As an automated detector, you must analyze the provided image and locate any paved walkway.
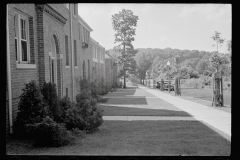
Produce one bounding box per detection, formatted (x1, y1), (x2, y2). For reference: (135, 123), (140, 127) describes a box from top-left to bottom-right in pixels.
(138, 85), (231, 138)
(103, 116), (196, 121)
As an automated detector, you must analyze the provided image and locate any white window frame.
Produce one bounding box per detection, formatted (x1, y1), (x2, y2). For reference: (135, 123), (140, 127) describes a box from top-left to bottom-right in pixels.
(81, 26), (84, 43)
(14, 11), (34, 69)
(73, 4), (77, 17)
(78, 22), (81, 41)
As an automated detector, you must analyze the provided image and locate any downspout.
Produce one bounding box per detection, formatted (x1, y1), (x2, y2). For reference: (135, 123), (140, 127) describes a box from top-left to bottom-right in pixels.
(70, 4), (74, 101)
(7, 4), (13, 134)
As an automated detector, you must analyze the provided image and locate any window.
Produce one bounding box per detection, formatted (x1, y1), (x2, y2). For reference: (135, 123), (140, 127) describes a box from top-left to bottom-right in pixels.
(66, 88), (68, 97)
(95, 47), (97, 58)
(74, 40), (77, 66)
(81, 26), (84, 43)
(73, 4), (77, 16)
(14, 13), (30, 63)
(65, 35), (69, 66)
(83, 27), (86, 43)
(14, 14), (18, 60)
(83, 60), (86, 79)
(78, 22), (81, 40)
(92, 46), (94, 56)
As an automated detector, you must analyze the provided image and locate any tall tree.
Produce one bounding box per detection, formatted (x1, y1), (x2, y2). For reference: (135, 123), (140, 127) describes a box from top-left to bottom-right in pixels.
(211, 31), (225, 53)
(112, 9), (139, 88)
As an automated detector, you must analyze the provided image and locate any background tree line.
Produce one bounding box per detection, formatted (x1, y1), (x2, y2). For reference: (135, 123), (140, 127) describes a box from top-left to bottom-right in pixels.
(107, 46), (231, 82)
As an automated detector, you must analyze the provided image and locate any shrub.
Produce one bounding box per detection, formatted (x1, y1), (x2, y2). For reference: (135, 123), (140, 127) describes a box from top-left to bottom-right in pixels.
(63, 105), (84, 130)
(118, 81), (123, 88)
(41, 82), (62, 122)
(30, 117), (74, 147)
(70, 128), (86, 138)
(13, 80), (49, 138)
(202, 76), (212, 86)
(65, 90), (104, 131)
(59, 96), (76, 121)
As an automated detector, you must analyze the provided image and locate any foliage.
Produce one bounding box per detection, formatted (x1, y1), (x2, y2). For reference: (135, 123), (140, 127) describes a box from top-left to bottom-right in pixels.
(75, 76), (108, 102)
(209, 53), (230, 73)
(13, 80), (49, 138)
(76, 90), (103, 131)
(108, 47), (229, 80)
(29, 117), (74, 147)
(41, 82), (62, 122)
(64, 90), (104, 131)
(135, 52), (154, 81)
(112, 9), (139, 88)
(201, 76), (212, 86)
(59, 96), (76, 121)
(195, 59), (209, 74)
(70, 128), (86, 138)
(211, 31), (225, 53)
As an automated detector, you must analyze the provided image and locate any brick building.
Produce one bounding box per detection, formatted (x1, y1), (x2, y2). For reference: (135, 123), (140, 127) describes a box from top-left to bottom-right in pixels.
(6, 4), (106, 135)
(105, 52), (119, 87)
(90, 37), (105, 82)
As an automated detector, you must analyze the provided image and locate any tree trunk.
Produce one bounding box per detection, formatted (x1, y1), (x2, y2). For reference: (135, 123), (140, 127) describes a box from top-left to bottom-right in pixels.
(123, 69), (126, 88)
(221, 74), (224, 106)
(123, 43), (126, 89)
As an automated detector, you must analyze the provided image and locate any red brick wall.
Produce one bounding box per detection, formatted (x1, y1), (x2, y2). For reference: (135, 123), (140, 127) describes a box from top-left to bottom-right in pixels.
(7, 4), (39, 135)
(6, 4), (105, 136)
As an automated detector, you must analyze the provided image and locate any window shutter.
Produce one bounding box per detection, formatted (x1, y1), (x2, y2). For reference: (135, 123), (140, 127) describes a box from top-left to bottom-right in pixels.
(65, 35), (69, 66)
(29, 17), (35, 64)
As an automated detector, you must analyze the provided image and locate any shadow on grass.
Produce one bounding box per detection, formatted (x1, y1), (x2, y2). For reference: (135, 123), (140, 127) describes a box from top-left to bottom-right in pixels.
(106, 97), (148, 105)
(99, 105), (192, 117)
(112, 86), (138, 95)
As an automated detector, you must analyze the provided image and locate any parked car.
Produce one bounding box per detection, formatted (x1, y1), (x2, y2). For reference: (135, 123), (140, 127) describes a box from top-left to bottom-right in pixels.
(164, 82), (174, 91)
(156, 80), (174, 91)
(156, 81), (161, 89)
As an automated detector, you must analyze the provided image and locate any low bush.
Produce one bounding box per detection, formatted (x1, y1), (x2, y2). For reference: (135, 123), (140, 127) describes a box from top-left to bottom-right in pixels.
(59, 96), (76, 121)
(73, 90), (104, 131)
(29, 117), (74, 147)
(76, 77), (108, 102)
(118, 81), (123, 88)
(41, 82), (62, 122)
(13, 80), (49, 138)
(70, 128), (86, 138)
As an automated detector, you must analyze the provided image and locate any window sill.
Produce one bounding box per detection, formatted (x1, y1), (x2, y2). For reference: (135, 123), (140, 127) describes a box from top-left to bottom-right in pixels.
(65, 66), (70, 68)
(93, 58), (98, 62)
(16, 63), (36, 69)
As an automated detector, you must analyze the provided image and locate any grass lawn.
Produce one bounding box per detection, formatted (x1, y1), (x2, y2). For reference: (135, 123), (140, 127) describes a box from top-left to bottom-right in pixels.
(6, 121), (230, 156)
(180, 88), (231, 107)
(99, 105), (192, 117)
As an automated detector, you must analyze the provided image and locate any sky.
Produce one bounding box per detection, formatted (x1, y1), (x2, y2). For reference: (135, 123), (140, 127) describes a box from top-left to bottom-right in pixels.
(78, 3), (231, 53)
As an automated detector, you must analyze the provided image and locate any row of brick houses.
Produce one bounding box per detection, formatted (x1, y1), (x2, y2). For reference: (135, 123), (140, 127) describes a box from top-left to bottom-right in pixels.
(105, 52), (120, 87)
(6, 4), (117, 135)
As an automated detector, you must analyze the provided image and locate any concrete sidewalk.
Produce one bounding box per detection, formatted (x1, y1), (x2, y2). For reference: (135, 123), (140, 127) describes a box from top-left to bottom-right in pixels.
(138, 85), (231, 139)
(103, 116), (196, 121)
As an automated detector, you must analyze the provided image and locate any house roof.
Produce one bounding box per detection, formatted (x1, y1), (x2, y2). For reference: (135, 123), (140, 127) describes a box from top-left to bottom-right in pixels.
(105, 52), (117, 61)
(90, 37), (105, 50)
(78, 15), (93, 32)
